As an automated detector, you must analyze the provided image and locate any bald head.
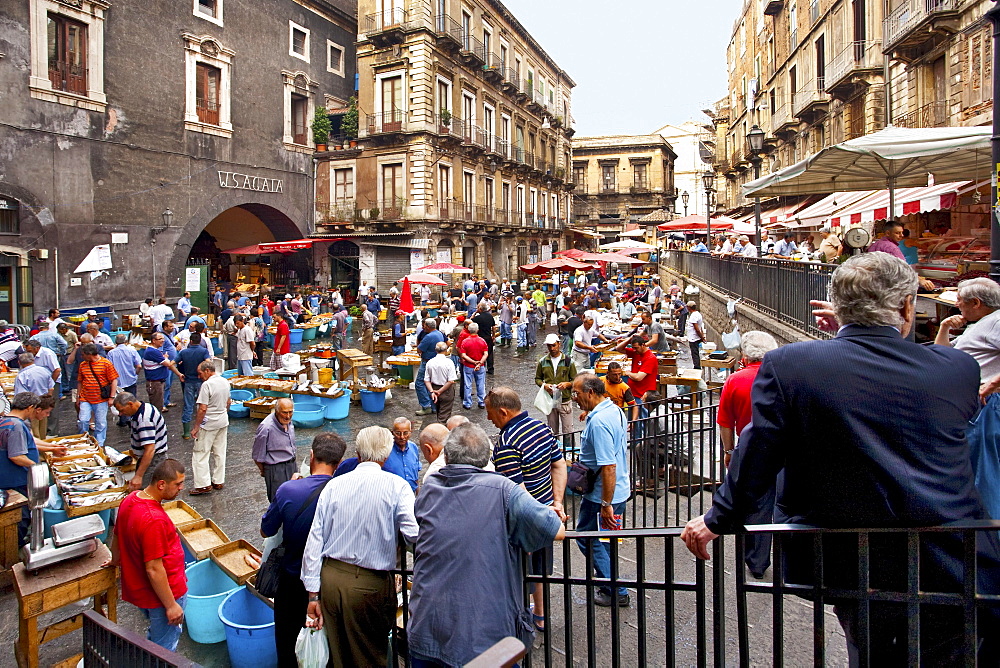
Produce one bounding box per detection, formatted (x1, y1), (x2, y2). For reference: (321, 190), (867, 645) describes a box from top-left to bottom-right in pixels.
(445, 415), (469, 431)
(418, 423), (450, 465)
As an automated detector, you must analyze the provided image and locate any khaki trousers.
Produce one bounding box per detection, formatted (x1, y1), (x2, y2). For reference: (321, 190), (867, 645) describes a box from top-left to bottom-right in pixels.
(320, 558), (394, 668)
(192, 427), (227, 488)
(361, 327), (374, 356)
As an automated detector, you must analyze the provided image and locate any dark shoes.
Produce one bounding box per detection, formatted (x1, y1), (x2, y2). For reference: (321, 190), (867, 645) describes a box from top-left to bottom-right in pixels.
(189, 486), (212, 496)
(594, 591), (630, 607)
(212, 483), (225, 490)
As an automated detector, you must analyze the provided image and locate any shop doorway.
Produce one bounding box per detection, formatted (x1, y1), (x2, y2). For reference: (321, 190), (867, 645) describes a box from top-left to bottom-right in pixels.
(328, 240), (360, 303)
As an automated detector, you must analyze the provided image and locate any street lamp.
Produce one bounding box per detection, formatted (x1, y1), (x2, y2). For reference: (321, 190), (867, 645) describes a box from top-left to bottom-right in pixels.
(747, 124), (766, 246)
(161, 208), (173, 227)
(681, 190), (690, 217)
(702, 170), (715, 248)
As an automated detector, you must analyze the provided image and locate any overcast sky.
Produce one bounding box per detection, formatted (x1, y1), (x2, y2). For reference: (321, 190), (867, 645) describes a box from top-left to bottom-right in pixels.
(498, 0), (743, 137)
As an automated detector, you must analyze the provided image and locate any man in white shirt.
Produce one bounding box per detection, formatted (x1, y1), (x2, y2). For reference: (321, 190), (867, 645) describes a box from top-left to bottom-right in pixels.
(572, 314), (609, 371)
(45, 309), (65, 329)
(189, 361), (231, 495)
(424, 341), (457, 423)
(148, 298), (174, 328)
(740, 235), (759, 258)
(177, 292), (192, 319)
(303, 426), (417, 668)
(685, 301), (706, 370)
(234, 316), (256, 376)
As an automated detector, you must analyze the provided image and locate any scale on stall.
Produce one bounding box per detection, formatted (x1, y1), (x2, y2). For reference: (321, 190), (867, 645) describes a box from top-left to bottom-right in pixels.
(21, 464), (105, 574)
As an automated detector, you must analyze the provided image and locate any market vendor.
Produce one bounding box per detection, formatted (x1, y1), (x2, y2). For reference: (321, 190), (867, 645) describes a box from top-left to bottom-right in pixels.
(614, 335), (660, 403)
(572, 312), (611, 371)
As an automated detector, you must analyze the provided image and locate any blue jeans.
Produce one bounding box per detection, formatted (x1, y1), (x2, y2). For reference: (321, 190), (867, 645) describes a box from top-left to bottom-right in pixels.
(392, 345), (405, 355)
(238, 359), (253, 376)
(415, 360), (432, 409)
(182, 379), (202, 424)
(462, 366), (485, 407)
(164, 374), (173, 405)
(499, 321), (512, 341)
(575, 498), (628, 596)
(140, 594), (187, 652)
(62, 357), (78, 396)
(78, 401), (109, 446)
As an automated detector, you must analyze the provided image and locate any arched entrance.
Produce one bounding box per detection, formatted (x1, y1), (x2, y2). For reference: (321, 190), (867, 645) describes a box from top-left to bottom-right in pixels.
(327, 240), (360, 303)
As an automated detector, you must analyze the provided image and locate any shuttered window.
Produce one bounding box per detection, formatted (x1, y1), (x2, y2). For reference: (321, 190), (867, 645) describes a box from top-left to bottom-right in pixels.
(196, 63), (221, 125)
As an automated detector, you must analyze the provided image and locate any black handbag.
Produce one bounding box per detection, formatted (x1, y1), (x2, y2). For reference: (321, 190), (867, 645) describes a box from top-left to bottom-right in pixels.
(256, 479), (330, 598)
(88, 361), (113, 400)
(566, 460), (598, 496)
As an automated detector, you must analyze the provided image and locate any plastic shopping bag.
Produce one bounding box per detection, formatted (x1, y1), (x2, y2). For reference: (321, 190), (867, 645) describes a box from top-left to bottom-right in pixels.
(534, 386), (557, 415)
(295, 626), (329, 668)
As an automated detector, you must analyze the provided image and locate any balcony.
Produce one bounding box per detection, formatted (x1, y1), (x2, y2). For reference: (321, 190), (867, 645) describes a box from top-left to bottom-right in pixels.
(459, 34), (486, 68)
(826, 40), (883, 95)
(462, 124), (488, 152)
(883, 0), (962, 53)
(792, 81), (829, 118)
(495, 137), (511, 161)
(598, 185), (618, 196)
(373, 197), (408, 221)
(48, 60), (88, 96)
(763, 0), (783, 15)
(367, 109), (406, 135)
(631, 181), (650, 194)
(893, 100), (949, 128)
(770, 101), (795, 133)
(501, 68), (520, 95)
(483, 53), (503, 82)
(433, 14), (463, 49)
(321, 199), (362, 224)
(525, 85), (542, 113)
(365, 8), (408, 47)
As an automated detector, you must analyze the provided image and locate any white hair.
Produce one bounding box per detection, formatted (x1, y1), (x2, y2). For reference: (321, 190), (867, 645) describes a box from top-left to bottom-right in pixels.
(355, 426), (393, 463)
(739, 331), (779, 362)
(466, 322), (479, 334)
(957, 277), (1000, 310)
(829, 253), (918, 328)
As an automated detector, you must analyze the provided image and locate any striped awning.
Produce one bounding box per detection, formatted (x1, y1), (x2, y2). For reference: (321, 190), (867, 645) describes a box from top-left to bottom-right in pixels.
(828, 181), (969, 227)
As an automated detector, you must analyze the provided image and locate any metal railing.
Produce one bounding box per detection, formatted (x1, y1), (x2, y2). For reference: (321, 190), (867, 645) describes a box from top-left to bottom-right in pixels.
(434, 14), (463, 45)
(826, 40), (883, 89)
(367, 109), (406, 134)
(322, 199), (361, 223)
(792, 82), (828, 116)
(485, 52), (504, 77)
(82, 611), (200, 667)
(461, 34), (487, 64)
(48, 61), (88, 95)
(365, 7), (408, 34)
(662, 251), (836, 338)
(770, 102), (792, 131)
(884, 0), (961, 49)
(374, 197), (407, 221)
(893, 99), (949, 128)
(503, 68), (521, 92)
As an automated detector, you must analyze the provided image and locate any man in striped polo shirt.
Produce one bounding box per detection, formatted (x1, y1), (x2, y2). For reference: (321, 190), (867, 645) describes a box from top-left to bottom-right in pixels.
(486, 386), (567, 633)
(114, 392), (169, 490)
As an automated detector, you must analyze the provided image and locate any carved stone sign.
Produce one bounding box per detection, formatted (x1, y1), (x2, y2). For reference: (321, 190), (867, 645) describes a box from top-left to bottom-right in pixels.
(218, 171), (283, 193)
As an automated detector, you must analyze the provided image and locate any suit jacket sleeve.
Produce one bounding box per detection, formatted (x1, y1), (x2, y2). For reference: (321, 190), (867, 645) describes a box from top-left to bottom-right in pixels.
(704, 354), (788, 534)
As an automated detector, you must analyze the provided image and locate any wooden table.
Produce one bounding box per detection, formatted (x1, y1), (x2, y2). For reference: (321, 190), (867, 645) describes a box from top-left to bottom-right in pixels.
(14, 543), (117, 668)
(0, 490), (27, 588)
(658, 374), (704, 409)
(700, 356), (738, 381)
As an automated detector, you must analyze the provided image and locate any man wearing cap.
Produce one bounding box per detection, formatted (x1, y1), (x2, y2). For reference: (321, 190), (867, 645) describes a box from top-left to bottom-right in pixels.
(0, 320), (18, 347)
(535, 333), (577, 439)
(360, 303), (376, 356)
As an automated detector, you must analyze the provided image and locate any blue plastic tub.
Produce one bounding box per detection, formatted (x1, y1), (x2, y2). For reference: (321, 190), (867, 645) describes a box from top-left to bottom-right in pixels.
(289, 328), (304, 345)
(228, 403), (250, 418)
(302, 326), (317, 341)
(230, 389), (255, 402)
(360, 389), (386, 413)
(184, 559), (240, 644)
(292, 404), (325, 428)
(323, 389), (351, 420)
(43, 507), (111, 543)
(221, 369), (239, 379)
(219, 586), (277, 668)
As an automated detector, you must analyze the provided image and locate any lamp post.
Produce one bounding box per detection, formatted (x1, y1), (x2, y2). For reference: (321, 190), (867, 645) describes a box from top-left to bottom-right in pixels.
(989, 2), (1000, 284)
(747, 124), (766, 246)
(702, 171), (715, 248)
(681, 190), (690, 217)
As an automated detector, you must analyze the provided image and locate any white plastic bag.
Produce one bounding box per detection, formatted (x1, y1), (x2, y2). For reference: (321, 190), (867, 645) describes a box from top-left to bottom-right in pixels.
(261, 527), (283, 563)
(721, 324), (741, 351)
(295, 626), (329, 668)
(384, 388), (393, 401)
(549, 312), (557, 327)
(534, 386), (557, 415)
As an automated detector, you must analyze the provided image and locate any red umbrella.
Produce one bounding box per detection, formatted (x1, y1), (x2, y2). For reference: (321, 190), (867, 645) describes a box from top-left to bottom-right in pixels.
(554, 249), (588, 259)
(415, 262), (474, 274)
(656, 215), (739, 232)
(403, 273), (448, 285)
(520, 258), (594, 274)
(398, 278), (415, 313)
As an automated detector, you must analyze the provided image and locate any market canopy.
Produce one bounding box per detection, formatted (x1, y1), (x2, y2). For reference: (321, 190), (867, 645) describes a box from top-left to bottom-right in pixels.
(222, 238), (334, 254)
(617, 228), (647, 238)
(415, 262), (474, 274)
(402, 273), (448, 285)
(600, 240), (657, 251)
(657, 215), (754, 234)
(741, 126), (992, 198)
(519, 258), (594, 274)
(825, 181), (970, 228)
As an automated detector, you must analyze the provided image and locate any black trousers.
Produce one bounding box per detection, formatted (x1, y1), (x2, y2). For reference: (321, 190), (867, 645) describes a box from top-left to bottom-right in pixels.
(274, 567), (308, 668)
(689, 341), (702, 369)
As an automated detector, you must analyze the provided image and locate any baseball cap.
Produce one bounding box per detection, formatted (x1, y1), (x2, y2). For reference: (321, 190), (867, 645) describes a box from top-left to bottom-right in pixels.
(86, 309), (97, 316)
(456, 314), (466, 322)
(0, 320), (9, 328)
(544, 333), (560, 345)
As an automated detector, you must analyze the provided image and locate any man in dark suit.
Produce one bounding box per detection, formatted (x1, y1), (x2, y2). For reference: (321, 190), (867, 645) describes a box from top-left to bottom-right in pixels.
(682, 252), (1000, 665)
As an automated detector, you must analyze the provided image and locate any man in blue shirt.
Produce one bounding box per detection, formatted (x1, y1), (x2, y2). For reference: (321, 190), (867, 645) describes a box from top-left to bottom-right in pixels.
(571, 372), (630, 607)
(159, 319), (180, 409)
(690, 237), (709, 253)
(261, 432), (345, 667)
(108, 335), (142, 426)
(414, 318), (446, 416)
(142, 333), (180, 412)
(177, 332), (210, 439)
(365, 292), (382, 329)
(384, 417), (420, 491)
(465, 290), (478, 316)
(177, 292), (192, 319)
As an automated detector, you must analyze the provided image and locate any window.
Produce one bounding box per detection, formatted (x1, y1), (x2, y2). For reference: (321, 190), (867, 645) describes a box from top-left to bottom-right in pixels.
(500, 43), (508, 71)
(0, 199), (19, 236)
(573, 164), (586, 189)
(334, 168), (355, 202)
(183, 34), (234, 136)
(47, 13), (87, 95)
(789, 3), (798, 48)
(502, 182), (511, 211)
(482, 24), (492, 55)
(463, 171), (475, 203)
(289, 21), (309, 62)
(381, 75), (403, 113)
(194, 0), (223, 25)
(439, 165), (452, 213)
(437, 78), (452, 114)
(516, 185), (525, 220)
(601, 165), (616, 191)
(815, 35), (825, 90)
(327, 40), (345, 76)
(291, 93), (308, 144)
(633, 163), (648, 190)
(461, 11), (472, 49)
(382, 163), (404, 205)
(484, 178), (494, 219)
(196, 63), (221, 125)
(483, 104), (494, 148)
(30, 0), (107, 110)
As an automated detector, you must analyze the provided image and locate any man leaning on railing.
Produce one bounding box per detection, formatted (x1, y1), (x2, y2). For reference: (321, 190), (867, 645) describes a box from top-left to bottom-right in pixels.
(681, 253), (1000, 665)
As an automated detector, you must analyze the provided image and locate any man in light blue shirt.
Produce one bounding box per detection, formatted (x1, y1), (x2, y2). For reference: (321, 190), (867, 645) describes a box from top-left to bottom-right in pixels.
(572, 372), (630, 606)
(34, 322), (67, 358)
(384, 417), (420, 491)
(108, 335), (142, 426)
(465, 291), (478, 316)
(177, 292), (192, 319)
(14, 353), (54, 398)
(691, 238), (709, 253)
(774, 233), (798, 257)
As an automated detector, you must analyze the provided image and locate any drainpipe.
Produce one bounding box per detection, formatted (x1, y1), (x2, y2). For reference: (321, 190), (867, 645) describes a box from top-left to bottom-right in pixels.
(988, 1), (1000, 285)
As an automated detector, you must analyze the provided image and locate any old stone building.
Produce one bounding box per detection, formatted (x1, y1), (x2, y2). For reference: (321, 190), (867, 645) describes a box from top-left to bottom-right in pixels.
(570, 135), (677, 243)
(0, 0), (356, 317)
(314, 0), (576, 289)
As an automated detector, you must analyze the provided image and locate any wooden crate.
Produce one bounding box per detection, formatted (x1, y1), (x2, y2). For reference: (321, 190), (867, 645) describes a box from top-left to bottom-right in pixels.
(44, 435), (102, 464)
(177, 518), (230, 560)
(162, 500), (202, 526)
(62, 487), (127, 518)
(209, 540), (262, 585)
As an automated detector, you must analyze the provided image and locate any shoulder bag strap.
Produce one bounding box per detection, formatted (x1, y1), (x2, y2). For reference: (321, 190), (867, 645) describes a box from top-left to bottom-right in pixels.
(88, 360), (104, 385)
(292, 479), (331, 523)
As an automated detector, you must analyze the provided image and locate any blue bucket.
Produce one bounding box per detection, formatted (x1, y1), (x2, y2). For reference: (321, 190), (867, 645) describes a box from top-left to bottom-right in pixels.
(289, 329), (304, 344)
(230, 389), (255, 402)
(184, 559), (239, 644)
(228, 403), (250, 418)
(219, 587), (277, 668)
(323, 389), (351, 420)
(43, 508), (111, 543)
(292, 403), (324, 428)
(360, 389), (386, 413)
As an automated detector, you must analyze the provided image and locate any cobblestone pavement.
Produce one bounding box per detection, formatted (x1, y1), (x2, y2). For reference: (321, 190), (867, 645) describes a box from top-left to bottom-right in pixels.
(0, 328), (846, 666)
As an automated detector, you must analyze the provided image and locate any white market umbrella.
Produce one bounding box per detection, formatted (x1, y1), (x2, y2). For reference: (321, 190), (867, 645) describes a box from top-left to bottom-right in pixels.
(617, 229), (647, 238)
(741, 126), (992, 212)
(599, 240), (657, 251)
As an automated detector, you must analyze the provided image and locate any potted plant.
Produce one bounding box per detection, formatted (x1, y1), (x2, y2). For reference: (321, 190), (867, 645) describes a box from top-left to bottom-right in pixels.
(342, 96), (359, 148)
(312, 106), (332, 151)
(439, 107), (452, 134)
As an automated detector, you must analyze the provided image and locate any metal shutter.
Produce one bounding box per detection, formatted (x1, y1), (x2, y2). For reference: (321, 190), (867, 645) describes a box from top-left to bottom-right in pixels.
(374, 246), (411, 293)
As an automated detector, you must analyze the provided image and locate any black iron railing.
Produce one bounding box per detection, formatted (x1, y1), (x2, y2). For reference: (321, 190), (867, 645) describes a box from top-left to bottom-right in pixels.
(367, 109), (406, 134)
(82, 611), (200, 667)
(661, 251), (836, 338)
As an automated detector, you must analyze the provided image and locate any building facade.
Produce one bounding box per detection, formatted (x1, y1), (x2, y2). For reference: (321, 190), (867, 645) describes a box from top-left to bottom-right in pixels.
(0, 0), (357, 318)
(717, 0), (990, 213)
(314, 0), (576, 289)
(654, 121), (716, 218)
(570, 135), (677, 242)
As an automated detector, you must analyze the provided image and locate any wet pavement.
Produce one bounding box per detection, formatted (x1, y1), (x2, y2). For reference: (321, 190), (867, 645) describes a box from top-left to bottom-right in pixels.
(0, 326), (845, 667)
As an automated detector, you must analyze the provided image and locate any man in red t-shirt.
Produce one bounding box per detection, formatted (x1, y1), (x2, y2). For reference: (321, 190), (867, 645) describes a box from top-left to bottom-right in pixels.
(615, 335), (659, 399)
(106, 459), (188, 651)
(271, 316), (292, 370)
(458, 322), (489, 409)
